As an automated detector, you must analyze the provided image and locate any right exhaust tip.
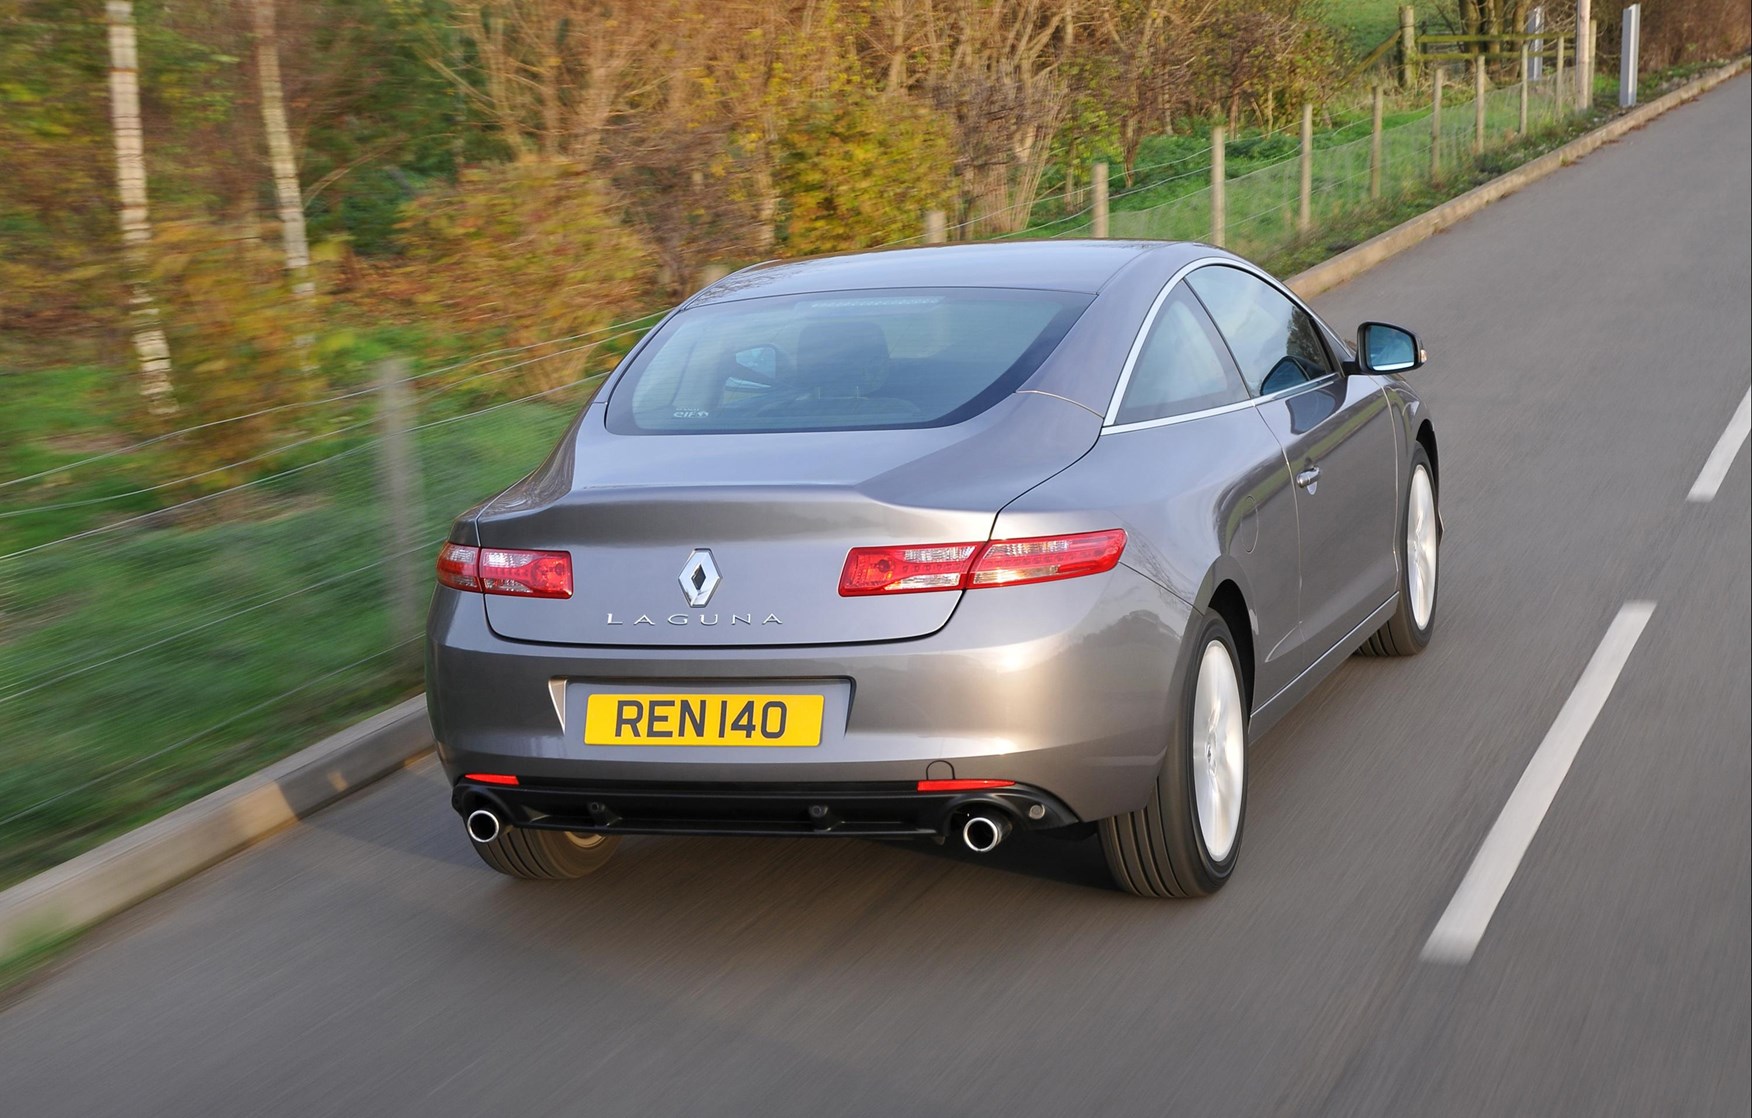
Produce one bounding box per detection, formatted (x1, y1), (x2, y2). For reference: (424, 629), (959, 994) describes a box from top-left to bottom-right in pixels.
(465, 808), (502, 845)
(961, 811), (1012, 854)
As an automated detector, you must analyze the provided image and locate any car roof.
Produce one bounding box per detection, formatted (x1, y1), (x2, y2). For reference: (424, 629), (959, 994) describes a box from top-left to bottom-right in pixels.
(688, 240), (1204, 304)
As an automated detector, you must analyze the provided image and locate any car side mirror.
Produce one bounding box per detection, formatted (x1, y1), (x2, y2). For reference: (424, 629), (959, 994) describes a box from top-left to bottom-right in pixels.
(1356, 322), (1425, 373)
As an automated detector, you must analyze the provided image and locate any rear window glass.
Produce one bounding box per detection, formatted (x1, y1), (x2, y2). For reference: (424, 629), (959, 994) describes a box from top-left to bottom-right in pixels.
(604, 288), (1092, 434)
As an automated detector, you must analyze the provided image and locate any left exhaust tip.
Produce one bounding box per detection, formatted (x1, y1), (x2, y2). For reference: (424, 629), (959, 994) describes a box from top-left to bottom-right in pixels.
(466, 809), (501, 844)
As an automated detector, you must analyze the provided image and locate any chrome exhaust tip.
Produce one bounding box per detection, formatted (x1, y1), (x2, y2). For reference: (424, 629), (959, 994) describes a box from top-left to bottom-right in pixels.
(961, 812), (1012, 854)
(465, 808), (502, 845)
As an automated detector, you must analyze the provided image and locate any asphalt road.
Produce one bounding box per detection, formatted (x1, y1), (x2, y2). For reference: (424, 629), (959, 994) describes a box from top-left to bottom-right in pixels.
(3, 77), (1748, 1118)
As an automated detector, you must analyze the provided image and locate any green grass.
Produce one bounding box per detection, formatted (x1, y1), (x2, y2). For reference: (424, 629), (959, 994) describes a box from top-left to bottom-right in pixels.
(0, 362), (597, 886)
(1023, 67), (1627, 265)
(1325, 0), (1408, 60)
(0, 925), (86, 999)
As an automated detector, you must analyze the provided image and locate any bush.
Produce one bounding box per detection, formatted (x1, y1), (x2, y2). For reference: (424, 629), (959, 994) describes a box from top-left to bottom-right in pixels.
(395, 162), (654, 394)
(777, 93), (957, 255)
(145, 218), (330, 494)
(1631, 0), (1751, 68)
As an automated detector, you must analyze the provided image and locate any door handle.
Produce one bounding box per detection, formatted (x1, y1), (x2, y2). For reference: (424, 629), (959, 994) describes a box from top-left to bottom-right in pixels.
(1294, 466), (1321, 490)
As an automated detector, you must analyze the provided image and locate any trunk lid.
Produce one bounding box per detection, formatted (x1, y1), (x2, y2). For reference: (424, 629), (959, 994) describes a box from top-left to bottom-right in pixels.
(475, 392), (1098, 647)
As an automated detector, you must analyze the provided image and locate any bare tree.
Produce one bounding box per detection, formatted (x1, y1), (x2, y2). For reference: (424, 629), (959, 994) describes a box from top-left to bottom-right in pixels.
(911, 0), (1073, 235)
(428, 0), (661, 165)
(104, 0), (176, 416)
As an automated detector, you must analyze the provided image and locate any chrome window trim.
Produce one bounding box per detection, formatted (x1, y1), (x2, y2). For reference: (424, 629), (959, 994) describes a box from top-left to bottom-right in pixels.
(1100, 255), (1343, 433)
(1104, 396), (1260, 434)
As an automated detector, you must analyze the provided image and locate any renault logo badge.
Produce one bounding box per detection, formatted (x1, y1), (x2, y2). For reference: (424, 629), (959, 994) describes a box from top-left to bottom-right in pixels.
(679, 549), (720, 607)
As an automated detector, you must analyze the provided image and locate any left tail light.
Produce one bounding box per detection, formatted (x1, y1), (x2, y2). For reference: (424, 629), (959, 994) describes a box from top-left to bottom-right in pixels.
(840, 530), (1126, 596)
(436, 543), (573, 599)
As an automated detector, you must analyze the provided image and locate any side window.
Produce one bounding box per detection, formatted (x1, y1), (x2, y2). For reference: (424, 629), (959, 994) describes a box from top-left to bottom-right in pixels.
(1185, 265), (1334, 396)
(1114, 287), (1249, 425)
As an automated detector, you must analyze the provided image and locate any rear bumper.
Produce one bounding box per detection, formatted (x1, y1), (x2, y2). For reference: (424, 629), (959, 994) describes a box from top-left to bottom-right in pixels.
(452, 777), (1080, 839)
(426, 563), (1193, 823)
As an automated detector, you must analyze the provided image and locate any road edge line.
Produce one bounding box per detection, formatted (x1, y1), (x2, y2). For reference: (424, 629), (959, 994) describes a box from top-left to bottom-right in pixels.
(2, 57), (1746, 969)
(1290, 57), (1752, 300)
(0, 697), (431, 961)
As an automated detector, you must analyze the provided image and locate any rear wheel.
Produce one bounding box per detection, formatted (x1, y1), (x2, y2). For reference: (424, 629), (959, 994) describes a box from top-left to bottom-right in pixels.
(472, 825), (620, 880)
(1359, 445), (1438, 657)
(1100, 614), (1247, 898)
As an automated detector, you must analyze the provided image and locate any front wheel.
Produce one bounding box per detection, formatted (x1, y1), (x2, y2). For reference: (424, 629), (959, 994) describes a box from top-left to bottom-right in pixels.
(1359, 445), (1438, 657)
(471, 824), (621, 880)
(1100, 614), (1248, 898)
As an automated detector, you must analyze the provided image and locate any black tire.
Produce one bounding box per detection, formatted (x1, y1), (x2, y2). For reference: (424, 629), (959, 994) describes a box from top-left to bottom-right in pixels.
(1358, 444), (1438, 657)
(471, 825), (620, 880)
(1099, 614), (1247, 898)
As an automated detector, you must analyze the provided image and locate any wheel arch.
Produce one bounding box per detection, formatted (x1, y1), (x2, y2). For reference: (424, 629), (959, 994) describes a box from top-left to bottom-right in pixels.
(1194, 565), (1256, 715)
(1415, 419), (1438, 491)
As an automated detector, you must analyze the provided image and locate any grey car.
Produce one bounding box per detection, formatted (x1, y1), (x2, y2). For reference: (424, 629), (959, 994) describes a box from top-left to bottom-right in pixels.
(425, 240), (1440, 897)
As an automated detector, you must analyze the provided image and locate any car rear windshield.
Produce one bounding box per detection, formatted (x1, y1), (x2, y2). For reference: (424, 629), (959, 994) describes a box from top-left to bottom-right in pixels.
(604, 288), (1093, 434)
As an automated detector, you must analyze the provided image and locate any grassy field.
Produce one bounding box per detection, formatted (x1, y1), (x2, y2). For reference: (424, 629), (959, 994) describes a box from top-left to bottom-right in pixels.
(1326, 0), (1410, 59)
(0, 56), (1679, 891)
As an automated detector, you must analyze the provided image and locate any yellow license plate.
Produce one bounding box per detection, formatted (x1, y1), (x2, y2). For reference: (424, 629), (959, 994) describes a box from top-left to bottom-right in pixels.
(584, 693), (824, 747)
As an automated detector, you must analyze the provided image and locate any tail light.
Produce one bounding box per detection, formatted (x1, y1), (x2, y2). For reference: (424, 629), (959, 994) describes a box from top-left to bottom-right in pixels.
(840, 530), (1126, 596)
(838, 543), (982, 595)
(436, 543), (573, 599)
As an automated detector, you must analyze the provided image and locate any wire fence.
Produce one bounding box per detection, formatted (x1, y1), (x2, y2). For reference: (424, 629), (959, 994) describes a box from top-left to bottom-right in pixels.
(1109, 70), (1587, 253)
(0, 64), (1617, 884)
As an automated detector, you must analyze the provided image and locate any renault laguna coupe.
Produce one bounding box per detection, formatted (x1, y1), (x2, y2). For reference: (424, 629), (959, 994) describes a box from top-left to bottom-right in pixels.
(425, 240), (1439, 897)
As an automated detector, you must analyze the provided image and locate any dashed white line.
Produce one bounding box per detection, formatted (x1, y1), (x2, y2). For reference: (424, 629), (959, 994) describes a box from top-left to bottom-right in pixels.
(1687, 388), (1751, 503)
(1422, 601), (1656, 965)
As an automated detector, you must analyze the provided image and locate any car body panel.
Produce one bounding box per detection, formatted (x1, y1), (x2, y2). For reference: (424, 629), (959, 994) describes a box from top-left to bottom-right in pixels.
(1253, 373), (1401, 677)
(476, 391), (1102, 647)
(429, 559), (1191, 822)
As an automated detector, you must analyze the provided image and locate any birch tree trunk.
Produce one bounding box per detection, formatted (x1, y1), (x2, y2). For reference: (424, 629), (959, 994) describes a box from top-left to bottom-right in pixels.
(252, 0), (314, 324)
(104, 0), (176, 416)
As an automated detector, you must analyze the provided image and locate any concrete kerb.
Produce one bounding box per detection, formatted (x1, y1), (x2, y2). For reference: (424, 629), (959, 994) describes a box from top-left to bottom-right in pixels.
(1290, 57), (1751, 300)
(0, 696), (431, 960)
(2, 57), (1747, 965)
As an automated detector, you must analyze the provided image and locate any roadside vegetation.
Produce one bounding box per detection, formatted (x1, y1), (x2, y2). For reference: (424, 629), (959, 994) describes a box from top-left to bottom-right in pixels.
(1, 0), (1747, 888)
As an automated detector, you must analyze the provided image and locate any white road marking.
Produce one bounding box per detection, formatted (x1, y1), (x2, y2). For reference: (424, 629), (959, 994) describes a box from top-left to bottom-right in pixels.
(1422, 602), (1656, 965)
(1687, 388), (1751, 503)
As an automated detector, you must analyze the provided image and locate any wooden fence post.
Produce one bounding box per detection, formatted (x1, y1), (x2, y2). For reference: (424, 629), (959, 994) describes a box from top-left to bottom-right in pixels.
(1298, 103), (1314, 234)
(924, 210), (947, 244)
(1519, 43), (1530, 133)
(1210, 127), (1226, 247)
(1399, 5), (1418, 89)
(1370, 85), (1385, 201)
(1583, 0), (1597, 110)
(1556, 35), (1566, 118)
(1092, 162), (1109, 238)
(1474, 56), (1487, 154)
(1064, 163), (1076, 213)
(377, 357), (420, 666)
(1430, 66), (1445, 181)
(1585, 18), (1599, 110)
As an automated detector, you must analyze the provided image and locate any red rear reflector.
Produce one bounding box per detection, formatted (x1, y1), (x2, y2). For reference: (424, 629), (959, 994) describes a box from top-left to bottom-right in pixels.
(969, 529), (1127, 588)
(435, 543), (572, 599)
(463, 773), (520, 786)
(917, 779), (1016, 792)
(839, 531), (1126, 596)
